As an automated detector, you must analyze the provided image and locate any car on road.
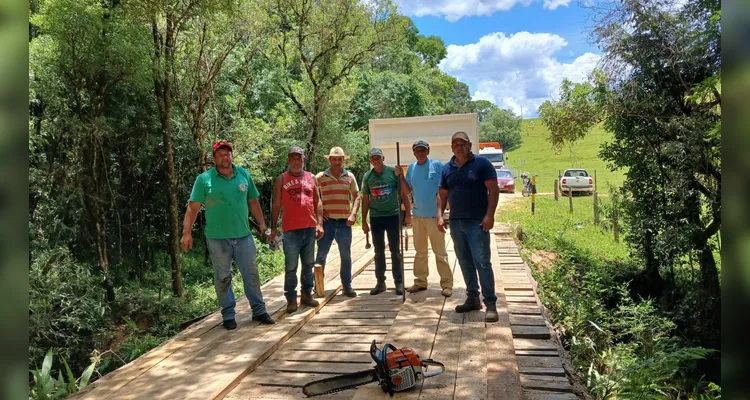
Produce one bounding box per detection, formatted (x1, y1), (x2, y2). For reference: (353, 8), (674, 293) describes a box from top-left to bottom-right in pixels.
(495, 169), (515, 193)
(560, 168), (593, 194)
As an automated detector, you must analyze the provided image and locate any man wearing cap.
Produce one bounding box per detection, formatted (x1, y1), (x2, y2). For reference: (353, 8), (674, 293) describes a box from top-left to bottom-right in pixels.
(270, 146), (325, 313)
(438, 131), (501, 323)
(397, 140), (453, 297)
(181, 140), (275, 329)
(314, 147), (361, 297)
(361, 148), (411, 296)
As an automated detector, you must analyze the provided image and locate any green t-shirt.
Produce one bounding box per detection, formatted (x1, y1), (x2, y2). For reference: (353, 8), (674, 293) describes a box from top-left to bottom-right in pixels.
(361, 166), (400, 218)
(189, 166), (260, 239)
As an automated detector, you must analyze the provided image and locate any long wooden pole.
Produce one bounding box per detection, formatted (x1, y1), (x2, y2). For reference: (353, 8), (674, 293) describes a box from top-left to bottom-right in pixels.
(396, 142), (405, 302)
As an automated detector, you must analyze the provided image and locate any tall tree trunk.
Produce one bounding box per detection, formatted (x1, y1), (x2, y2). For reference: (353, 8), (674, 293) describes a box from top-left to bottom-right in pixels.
(153, 12), (183, 297)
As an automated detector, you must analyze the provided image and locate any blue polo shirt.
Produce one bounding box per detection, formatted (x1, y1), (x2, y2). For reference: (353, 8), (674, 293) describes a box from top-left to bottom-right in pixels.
(439, 153), (496, 220)
(406, 158), (443, 218)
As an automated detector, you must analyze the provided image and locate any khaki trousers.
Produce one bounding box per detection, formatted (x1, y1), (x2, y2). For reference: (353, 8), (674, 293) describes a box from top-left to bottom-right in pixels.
(412, 216), (453, 289)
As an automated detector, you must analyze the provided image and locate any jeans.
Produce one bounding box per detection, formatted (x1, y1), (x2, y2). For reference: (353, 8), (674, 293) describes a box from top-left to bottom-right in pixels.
(449, 218), (497, 305)
(206, 235), (267, 321)
(282, 227), (316, 301)
(315, 219), (353, 290)
(371, 214), (403, 285)
(412, 216), (453, 289)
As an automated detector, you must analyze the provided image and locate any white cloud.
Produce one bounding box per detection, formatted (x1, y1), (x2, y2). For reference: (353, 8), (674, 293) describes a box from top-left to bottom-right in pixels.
(397, 0), (568, 21)
(438, 31), (601, 118)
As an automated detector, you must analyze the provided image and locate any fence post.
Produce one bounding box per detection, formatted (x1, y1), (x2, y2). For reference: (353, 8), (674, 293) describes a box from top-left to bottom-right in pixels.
(612, 191), (620, 243)
(554, 179), (559, 201)
(568, 185), (573, 213)
(531, 175), (536, 215)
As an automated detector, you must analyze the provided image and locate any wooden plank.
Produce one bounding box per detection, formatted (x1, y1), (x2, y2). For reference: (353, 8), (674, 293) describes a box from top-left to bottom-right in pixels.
(258, 360), (376, 375)
(512, 326), (551, 339)
(299, 326), (390, 335)
(278, 342), (373, 353)
(510, 315), (547, 326)
(523, 389), (579, 400)
(314, 311), (399, 319)
(517, 356), (563, 369)
(486, 233), (523, 400)
(238, 370), (333, 387)
(515, 350), (560, 356)
(294, 333), (385, 343)
(521, 375), (571, 383)
(307, 318), (394, 326)
(521, 377), (575, 393)
(508, 304), (542, 314)
(505, 297), (538, 304)
(518, 367), (566, 376)
(513, 339), (559, 351)
(271, 350), (372, 364)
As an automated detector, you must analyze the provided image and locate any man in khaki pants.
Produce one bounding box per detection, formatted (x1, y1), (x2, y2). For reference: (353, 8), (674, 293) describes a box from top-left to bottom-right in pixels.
(398, 140), (453, 297)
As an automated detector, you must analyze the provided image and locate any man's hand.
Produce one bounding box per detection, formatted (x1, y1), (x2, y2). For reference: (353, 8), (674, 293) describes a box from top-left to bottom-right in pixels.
(268, 229), (279, 246)
(480, 214), (494, 232)
(437, 217), (446, 233)
(316, 224), (325, 240)
(180, 233), (193, 252)
(362, 221), (370, 234)
(394, 167), (403, 176)
(404, 214), (412, 228)
(347, 214), (356, 227)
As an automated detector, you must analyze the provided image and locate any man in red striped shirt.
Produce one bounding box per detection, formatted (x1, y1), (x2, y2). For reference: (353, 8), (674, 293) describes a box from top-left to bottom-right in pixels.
(314, 147), (361, 297)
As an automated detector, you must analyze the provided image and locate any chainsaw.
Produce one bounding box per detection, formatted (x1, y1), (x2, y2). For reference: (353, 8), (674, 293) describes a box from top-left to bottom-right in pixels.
(302, 340), (444, 397)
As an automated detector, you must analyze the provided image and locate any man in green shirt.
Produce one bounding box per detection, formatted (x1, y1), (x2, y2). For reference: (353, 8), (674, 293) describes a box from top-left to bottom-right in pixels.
(361, 148), (411, 296)
(180, 140), (275, 329)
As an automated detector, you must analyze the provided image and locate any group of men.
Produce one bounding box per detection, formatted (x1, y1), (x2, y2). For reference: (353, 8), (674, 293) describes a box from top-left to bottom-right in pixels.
(180, 131), (501, 331)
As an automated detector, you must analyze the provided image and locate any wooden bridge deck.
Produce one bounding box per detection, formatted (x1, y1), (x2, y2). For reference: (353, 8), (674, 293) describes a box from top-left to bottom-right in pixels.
(75, 228), (583, 400)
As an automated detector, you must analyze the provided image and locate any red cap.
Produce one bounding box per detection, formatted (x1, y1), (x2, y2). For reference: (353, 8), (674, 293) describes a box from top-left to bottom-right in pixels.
(213, 140), (232, 153)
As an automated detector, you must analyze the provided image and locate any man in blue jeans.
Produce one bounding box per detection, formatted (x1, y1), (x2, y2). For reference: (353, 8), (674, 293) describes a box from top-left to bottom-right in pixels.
(181, 140), (275, 330)
(438, 131), (501, 322)
(315, 147), (361, 297)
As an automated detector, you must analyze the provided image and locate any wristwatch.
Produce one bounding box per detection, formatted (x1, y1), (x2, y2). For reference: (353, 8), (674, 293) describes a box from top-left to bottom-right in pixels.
(265, 229), (272, 236)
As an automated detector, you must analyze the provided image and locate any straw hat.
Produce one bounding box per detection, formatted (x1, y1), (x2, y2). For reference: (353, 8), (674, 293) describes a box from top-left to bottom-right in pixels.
(324, 146), (350, 159)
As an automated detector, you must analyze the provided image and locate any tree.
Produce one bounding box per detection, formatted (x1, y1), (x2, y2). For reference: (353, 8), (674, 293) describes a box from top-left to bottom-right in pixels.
(479, 108), (523, 150)
(265, 0), (405, 163)
(414, 35), (447, 67)
(472, 99), (498, 123)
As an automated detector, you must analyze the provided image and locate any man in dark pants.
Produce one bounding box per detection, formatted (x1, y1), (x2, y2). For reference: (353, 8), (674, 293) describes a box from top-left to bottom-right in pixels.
(361, 148), (411, 296)
(438, 131), (501, 322)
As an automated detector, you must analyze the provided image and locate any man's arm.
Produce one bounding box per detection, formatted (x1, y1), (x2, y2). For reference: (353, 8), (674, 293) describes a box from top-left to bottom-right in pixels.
(438, 188), (449, 216)
(270, 175), (283, 234)
(401, 191), (411, 226)
(248, 198), (267, 234)
(361, 194), (370, 233)
(313, 176), (325, 239)
(180, 201), (202, 252)
(481, 176), (500, 232)
(399, 166), (412, 196)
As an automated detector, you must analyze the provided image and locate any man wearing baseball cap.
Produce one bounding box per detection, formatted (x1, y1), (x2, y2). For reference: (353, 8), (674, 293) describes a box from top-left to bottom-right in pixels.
(314, 147), (361, 297)
(438, 131), (501, 323)
(181, 140), (275, 329)
(270, 146), (325, 313)
(397, 140), (453, 297)
(361, 148), (411, 296)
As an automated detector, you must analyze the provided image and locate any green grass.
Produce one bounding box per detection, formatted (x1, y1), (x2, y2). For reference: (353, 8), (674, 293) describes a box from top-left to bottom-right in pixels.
(498, 194), (628, 261)
(504, 119), (627, 193)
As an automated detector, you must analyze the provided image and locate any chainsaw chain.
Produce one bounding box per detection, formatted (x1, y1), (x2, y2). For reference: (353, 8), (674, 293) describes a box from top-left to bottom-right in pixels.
(303, 370), (379, 397)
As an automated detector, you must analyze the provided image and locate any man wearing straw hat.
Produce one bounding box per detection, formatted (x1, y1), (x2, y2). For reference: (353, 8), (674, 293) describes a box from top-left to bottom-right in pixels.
(361, 148), (411, 296)
(314, 147), (361, 297)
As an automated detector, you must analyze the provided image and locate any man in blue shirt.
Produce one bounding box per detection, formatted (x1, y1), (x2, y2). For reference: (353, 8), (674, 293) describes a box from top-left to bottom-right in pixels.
(398, 140), (453, 297)
(438, 131), (500, 322)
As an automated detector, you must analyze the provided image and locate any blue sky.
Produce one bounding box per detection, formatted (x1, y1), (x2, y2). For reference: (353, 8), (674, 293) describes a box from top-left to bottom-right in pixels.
(395, 0), (602, 117)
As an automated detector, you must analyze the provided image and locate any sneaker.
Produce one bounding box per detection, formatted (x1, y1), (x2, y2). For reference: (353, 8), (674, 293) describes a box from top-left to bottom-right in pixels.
(286, 300), (298, 313)
(441, 288), (453, 297)
(222, 319), (237, 330)
(370, 281), (386, 295)
(406, 284), (427, 293)
(252, 313), (276, 324)
(485, 304), (499, 323)
(455, 298), (482, 313)
(342, 288), (357, 297)
(395, 283), (404, 296)
(301, 291), (320, 307)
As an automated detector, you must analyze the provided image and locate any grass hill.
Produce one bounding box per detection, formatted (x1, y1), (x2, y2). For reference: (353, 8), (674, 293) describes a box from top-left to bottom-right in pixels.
(504, 119), (626, 193)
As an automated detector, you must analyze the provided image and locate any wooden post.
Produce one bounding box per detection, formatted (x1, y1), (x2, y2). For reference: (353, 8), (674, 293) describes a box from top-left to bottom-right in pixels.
(531, 175), (536, 215)
(594, 170), (597, 191)
(593, 191), (599, 224)
(612, 192), (620, 242)
(396, 142), (405, 303)
(568, 185), (573, 213)
(554, 179), (559, 201)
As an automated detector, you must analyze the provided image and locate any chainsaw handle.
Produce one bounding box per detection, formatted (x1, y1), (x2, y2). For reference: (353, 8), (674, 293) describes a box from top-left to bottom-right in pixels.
(421, 359), (445, 378)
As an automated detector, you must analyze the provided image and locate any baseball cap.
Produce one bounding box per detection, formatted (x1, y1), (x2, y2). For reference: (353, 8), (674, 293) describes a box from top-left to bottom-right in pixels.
(213, 140), (233, 153)
(368, 148), (384, 158)
(451, 131), (470, 142)
(288, 146), (305, 156)
(412, 140), (430, 150)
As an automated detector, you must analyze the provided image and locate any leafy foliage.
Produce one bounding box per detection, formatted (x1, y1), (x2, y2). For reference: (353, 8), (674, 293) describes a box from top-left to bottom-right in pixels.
(478, 108), (523, 150)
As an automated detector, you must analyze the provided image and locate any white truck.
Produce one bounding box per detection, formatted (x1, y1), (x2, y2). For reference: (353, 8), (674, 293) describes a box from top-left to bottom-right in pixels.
(478, 146), (504, 169)
(368, 113), (480, 222)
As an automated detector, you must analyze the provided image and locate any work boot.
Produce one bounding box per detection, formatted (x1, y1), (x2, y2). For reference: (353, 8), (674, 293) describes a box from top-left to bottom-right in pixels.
(395, 283), (404, 296)
(286, 299), (298, 313)
(441, 287), (453, 297)
(485, 304), (499, 323)
(222, 319), (237, 330)
(406, 284), (427, 293)
(342, 288), (357, 297)
(370, 281), (386, 295)
(301, 290), (320, 307)
(252, 313), (276, 324)
(455, 297), (482, 313)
